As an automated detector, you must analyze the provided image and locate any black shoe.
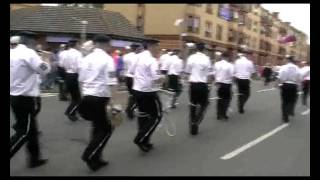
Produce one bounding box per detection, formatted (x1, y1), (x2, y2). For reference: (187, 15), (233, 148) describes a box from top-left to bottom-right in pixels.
(217, 116), (223, 120)
(170, 105), (177, 109)
(282, 116), (289, 123)
(145, 143), (154, 149)
(239, 109), (244, 114)
(85, 160), (104, 171)
(28, 159), (48, 168)
(96, 159), (109, 166)
(224, 115), (229, 120)
(126, 111), (134, 120)
(134, 142), (150, 152)
(289, 111), (295, 117)
(190, 124), (198, 135)
(67, 115), (78, 122)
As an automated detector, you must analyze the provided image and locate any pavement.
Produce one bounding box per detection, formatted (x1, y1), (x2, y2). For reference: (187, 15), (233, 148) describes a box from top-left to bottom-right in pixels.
(10, 80), (310, 176)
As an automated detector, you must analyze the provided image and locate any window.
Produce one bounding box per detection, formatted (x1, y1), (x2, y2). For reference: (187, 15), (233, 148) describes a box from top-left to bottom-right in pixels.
(238, 33), (244, 45)
(278, 47), (286, 55)
(206, 4), (213, 14)
(260, 40), (265, 50)
(228, 28), (236, 42)
(238, 13), (245, 25)
(246, 18), (252, 30)
(246, 35), (251, 47)
(216, 24), (223, 41)
(218, 4), (233, 21)
(252, 37), (256, 49)
(205, 21), (213, 38)
(137, 16), (144, 31)
(187, 15), (200, 34)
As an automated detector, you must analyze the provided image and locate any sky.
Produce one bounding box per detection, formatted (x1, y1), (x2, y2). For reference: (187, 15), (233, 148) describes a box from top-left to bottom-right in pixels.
(41, 3), (310, 44)
(261, 4), (310, 44)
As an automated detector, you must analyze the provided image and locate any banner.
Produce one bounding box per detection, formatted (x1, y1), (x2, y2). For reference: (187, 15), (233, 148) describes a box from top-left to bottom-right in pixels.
(278, 34), (296, 44)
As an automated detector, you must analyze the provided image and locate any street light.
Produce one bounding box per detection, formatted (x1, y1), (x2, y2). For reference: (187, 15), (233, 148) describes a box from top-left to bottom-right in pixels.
(80, 20), (88, 43)
(71, 17), (88, 43)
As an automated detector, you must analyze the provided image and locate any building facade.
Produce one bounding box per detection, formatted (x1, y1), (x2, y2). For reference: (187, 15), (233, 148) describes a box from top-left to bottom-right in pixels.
(104, 4), (309, 65)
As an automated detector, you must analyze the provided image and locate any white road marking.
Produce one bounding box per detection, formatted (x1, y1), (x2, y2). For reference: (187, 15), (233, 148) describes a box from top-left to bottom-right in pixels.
(220, 123), (289, 160)
(116, 91), (128, 94)
(210, 97), (220, 100)
(40, 93), (58, 97)
(256, 88), (276, 93)
(301, 109), (310, 115)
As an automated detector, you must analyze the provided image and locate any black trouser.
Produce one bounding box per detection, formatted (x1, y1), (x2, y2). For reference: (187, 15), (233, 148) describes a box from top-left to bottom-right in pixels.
(65, 73), (81, 117)
(264, 76), (271, 86)
(57, 67), (68, 100)
(168, 75), (182, 107)
(216, 83), (232, 118)
(133, 90), (162, 145)
(10, 96), (42, 163)
(302, 80), (310, 106)
(280, 83), (298, 121)
(160, 70), (168, 89)
(125, 77), (137, 116)
(189, 83), (209, 125)
(78, 96), (113, 162)
(236, 78), (250, 111)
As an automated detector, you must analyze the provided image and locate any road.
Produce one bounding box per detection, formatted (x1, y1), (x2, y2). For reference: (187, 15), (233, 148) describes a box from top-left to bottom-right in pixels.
(10, 80), (310, 176)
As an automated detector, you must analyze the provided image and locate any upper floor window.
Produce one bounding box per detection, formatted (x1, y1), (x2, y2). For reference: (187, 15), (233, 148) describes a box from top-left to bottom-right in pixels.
(187, 15), (200, 34)
(206, 4), (213, 14)
(137, 16), (144, 32)
(205, 21), (213, 38)
(216, 24), (223, 41)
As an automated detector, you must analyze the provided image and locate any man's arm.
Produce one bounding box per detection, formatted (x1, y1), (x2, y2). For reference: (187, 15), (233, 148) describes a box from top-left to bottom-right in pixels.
(28, 50), (51, 75)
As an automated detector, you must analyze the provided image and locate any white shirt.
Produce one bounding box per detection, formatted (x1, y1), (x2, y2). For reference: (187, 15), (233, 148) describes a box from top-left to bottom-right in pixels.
(213, 59), (234, 84)
(233, 56), (255, 79)
(78, 48), (117, 97)
(132, 50), (161, 92)
(123, 52), (138, 77)
(279, 62), (302, 84)
(60, 48), (82, 73)
(300, 66), (310, 81)
(10, 44), (51, 97)
(160, 53), (172, 71)
(168, 55), (183, 76)
(57, 50), (67, 67)
(185, 52), (212, 83)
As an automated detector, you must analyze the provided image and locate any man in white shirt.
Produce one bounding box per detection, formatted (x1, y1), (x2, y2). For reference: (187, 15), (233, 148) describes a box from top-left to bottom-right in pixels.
(60, 39), (83, 121)
(299, 61), (310, 106)
(130, 40), (163, 152)
(10, 31), (50, 168)
(57, 44), (69, 101)
(77, 35), (117, 171)
(159, 49), (172, 89)
(233, 50), (255, 114)
(213, 50), (234, 120)
(167, 49), (184, 108)
(123, 43), (142, 119)
(185, 42), (213, 135)
(159, 49), (172, 73)
(10, 36), (20, 49)
(278, 56), (302, 122)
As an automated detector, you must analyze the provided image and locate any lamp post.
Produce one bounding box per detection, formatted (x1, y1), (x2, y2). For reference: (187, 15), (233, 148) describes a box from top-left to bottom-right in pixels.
(80, 20), (88, 43)
(71, 17), (88, 43)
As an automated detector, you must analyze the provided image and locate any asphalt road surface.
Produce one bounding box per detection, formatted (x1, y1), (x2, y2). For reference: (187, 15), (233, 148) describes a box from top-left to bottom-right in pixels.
(10, 80), (310, 176)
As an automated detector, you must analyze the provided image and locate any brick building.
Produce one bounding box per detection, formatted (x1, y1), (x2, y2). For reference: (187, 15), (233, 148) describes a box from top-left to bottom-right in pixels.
(104, 4), (309, 65)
